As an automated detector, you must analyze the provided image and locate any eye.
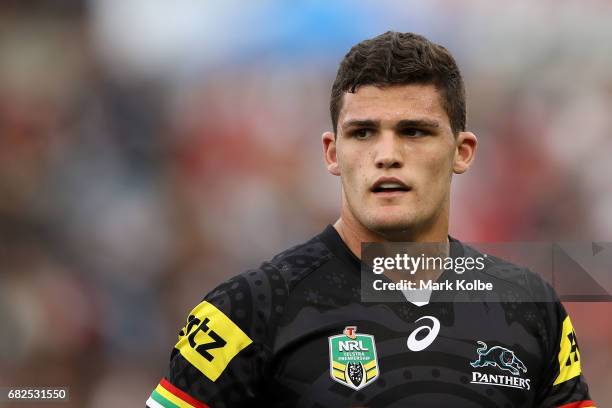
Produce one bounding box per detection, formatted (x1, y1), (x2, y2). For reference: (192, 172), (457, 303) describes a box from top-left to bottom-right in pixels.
(400, 128), (429, 137)
(351, 128), (374, 140)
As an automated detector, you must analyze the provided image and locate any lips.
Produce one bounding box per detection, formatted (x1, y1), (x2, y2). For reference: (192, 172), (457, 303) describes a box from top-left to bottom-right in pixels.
(371, 177), (411, 193)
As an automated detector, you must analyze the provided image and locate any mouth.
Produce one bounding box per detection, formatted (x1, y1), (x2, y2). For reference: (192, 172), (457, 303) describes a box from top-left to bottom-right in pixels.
(370, 178), (412, 195)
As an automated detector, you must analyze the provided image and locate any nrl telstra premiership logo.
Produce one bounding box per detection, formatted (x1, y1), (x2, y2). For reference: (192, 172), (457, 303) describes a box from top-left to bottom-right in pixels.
(470, 341), (531, 390)
(328, 326), (379, 390)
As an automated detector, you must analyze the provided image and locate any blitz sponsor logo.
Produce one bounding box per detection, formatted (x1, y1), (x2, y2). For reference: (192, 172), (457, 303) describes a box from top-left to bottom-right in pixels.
(175, 300), (252, 382)
(181, 315), (227, 361)
(470, 341), (531, 390)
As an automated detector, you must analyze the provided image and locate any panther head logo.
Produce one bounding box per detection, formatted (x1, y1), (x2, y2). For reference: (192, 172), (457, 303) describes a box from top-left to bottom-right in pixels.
(470, 341), (527, 376)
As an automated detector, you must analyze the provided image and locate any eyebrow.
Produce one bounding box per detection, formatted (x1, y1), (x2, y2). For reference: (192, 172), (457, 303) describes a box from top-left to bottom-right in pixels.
(341, 118), (440, 132)
(341, 119), (379, 131)
(396, 119), (440, 129)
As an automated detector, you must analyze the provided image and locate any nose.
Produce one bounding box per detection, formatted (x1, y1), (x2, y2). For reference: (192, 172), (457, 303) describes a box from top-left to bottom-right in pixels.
(374, 132), (403, 169)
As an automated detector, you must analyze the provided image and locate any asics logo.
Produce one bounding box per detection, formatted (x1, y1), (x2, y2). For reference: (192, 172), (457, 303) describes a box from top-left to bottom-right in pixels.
(407, 316), (440, 352)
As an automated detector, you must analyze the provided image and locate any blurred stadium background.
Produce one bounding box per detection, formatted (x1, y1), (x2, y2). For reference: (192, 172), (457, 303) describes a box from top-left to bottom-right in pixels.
(0, 0), (611, 406)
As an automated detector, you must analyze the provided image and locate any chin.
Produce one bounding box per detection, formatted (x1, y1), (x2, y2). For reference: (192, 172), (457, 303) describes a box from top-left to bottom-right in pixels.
(364, 213), (418, 236)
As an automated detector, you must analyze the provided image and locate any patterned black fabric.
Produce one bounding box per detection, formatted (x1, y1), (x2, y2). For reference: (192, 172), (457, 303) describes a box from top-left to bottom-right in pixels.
(163, 225), (594, 407)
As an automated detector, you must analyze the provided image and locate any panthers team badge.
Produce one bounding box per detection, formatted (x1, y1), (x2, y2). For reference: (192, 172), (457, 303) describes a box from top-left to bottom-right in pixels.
(470, 340), (527, 375)
(470, 340), (531, 390)
(328, 326), (379, 390)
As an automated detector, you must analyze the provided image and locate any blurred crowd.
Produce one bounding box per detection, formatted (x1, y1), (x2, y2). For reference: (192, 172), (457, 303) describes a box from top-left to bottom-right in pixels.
(0, 1), (611, 406)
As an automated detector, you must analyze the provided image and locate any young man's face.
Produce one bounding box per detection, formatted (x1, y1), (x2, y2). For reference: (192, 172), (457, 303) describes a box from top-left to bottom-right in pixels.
(323, 84), (476, 239)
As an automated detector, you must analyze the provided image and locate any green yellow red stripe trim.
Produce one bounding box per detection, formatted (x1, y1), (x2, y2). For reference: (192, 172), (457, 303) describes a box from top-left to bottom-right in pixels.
(148, 389), (178, 408)
(146, 378), (209, 408)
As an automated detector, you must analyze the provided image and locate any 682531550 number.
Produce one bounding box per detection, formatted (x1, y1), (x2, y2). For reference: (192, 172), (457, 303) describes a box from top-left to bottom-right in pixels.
(2, 387), (69, 402)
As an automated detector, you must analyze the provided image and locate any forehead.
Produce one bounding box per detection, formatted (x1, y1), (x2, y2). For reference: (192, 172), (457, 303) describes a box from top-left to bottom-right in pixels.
(338, 84), (450, 127)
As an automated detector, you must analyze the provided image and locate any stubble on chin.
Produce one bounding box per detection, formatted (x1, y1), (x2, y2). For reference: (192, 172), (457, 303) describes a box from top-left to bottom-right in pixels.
(360, 210), (422, 240)
(370, 223), (419, 241)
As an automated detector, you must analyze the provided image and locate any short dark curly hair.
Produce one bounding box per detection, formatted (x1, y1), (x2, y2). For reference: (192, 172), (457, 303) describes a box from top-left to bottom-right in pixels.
(330, 31), (466, 135)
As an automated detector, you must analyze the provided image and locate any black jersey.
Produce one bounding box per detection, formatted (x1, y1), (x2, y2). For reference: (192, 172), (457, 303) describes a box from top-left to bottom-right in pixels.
(147, 225), (596, 408)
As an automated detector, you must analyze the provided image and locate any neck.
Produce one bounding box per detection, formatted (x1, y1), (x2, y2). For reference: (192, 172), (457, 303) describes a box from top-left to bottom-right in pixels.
(333, 209), (449, 260)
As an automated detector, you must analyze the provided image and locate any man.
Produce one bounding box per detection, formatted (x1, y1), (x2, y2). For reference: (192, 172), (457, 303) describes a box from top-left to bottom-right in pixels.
(147, 32), (596, 407)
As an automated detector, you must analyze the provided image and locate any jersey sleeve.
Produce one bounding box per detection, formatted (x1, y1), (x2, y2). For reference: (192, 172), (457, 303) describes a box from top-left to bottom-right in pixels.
(535, 294), (596, 408)
(147, 263), (286, 408)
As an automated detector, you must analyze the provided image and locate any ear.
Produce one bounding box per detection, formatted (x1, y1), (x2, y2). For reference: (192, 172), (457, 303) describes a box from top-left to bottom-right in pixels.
(322, 131), (340, 176)
(453, 131), (477, 174)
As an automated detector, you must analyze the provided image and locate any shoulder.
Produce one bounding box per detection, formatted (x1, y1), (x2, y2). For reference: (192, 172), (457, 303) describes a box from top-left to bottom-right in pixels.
(460, 242), (558, 303)
(459, 242), (566, 350)
(196, 232), (335, 340)
(212, 232), (333, 302)
(267, 232), (334, 287)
